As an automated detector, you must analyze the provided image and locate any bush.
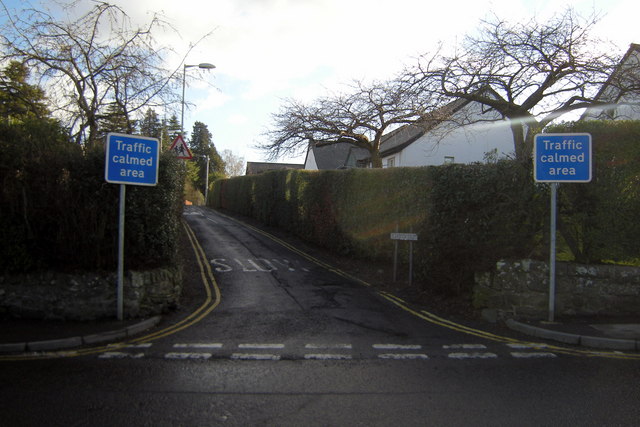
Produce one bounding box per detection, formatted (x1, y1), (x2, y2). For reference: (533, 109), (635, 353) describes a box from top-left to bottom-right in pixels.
(211, 163), (542, 295)
(211, 144), (639, 295)
(419, 161), (544, 294)
(0, 121), (185, 273)
(546, 120), (640, 263)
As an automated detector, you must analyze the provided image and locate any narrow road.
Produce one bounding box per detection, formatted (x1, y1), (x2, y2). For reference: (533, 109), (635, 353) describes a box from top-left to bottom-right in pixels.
(0, 205), (638, 426)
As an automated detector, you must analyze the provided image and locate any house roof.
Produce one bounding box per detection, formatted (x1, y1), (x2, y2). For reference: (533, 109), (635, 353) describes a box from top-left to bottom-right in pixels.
(245, 161), (304, 175)
(308, 143), (369, 169)
(378, 95), (474, 157)
(592, 43), (640, 102)
(580, 43), (640, 120)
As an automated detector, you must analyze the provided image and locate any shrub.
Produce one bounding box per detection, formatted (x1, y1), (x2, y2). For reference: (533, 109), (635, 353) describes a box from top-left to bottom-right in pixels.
(0, 122), (185, 273)
(211, 163), (542, 295)
(545, 120), (640, 263)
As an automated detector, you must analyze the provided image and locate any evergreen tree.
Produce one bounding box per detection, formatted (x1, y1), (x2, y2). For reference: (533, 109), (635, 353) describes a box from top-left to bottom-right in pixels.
(0, 61), (50, 122)
(162, 115), (182, 151)
(97, 103), (131, 138)
(139, 108), (162, 139)
(189, 121), (225, 194)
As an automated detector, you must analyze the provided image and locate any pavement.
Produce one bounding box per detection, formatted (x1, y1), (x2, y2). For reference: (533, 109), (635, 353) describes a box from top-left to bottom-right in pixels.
(1, 311), (639, 355)
(506, 317), (640, 351)
(0, 316), (161, 354)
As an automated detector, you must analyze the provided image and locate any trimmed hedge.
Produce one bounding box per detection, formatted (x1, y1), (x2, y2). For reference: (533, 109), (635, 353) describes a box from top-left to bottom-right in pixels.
(211, 162), (542, 295)
(211, 124), (640, 295)
(0, 121), (185, 273)
(545, 120), (640, 263)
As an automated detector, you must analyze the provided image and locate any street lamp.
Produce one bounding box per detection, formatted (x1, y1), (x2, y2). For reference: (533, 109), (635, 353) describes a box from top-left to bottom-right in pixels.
(181, 62), (216, 205)
(180, 62), (216, 134)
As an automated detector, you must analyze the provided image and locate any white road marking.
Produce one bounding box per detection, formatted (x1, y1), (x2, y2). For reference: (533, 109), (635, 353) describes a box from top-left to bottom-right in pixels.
(373, 344), (422, 350)
(304, 354), (352, 360)
(98, 352), (145, 359)
(164, 352), (212, 360)
(443, 344), (487, 350)
(305, 343), (352, 349)
(510, 352), (557, 359)
(173, 343), (223, 349)
(231, 353), (281, 360)
(448, 352), (498, 359)
(238, 343), (285, 349)
(378, 353), (429, 360)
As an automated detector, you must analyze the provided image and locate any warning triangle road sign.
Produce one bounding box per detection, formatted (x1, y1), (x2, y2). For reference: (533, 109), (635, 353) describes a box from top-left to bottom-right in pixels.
(169, 134), (193, 159)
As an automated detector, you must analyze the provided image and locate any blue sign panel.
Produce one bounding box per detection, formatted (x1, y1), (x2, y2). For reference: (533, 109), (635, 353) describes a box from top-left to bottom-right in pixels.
(534, 133), (592, 183)
(105, 133), (159, 186)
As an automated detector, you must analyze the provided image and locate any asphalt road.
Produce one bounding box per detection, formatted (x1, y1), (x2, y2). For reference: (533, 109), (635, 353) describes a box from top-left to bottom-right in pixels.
(1, 206), (638, 426)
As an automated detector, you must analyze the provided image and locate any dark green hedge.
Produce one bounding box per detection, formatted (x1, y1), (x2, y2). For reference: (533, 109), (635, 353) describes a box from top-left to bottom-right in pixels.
(0, 120), (185, 272)
(211, 123), (640, 295)
(546, 120), (640, 263)
(211, 162), (542, 295)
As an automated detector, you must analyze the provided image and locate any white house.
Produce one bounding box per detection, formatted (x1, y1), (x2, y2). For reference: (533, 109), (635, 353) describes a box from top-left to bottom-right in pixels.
(582, 43), (640, 121)
(304, 92), (515, 170)
(378, 94), (514, 168)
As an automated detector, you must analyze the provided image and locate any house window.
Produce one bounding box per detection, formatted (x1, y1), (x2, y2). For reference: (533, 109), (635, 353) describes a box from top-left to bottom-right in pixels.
(444, 156), (455, 164)
(386, 157), (395, 168)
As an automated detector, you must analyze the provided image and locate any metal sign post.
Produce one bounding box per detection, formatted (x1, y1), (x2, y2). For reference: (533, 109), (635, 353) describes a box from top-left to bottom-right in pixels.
(534, 133), (592, 322)
(117, 184), (126, 321)
(105, 133), (160, 320)
(390, 229), (419, 286)
(548, 182), (558, 322)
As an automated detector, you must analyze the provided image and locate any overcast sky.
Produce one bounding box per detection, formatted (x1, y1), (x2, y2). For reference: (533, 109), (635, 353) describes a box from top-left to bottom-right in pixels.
(4, 0), (639, 164)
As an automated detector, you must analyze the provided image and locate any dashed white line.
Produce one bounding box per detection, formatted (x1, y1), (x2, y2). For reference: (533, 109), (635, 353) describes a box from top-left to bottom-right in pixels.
(448, 352), (498, 359)
(304, 354), (352, 360)
(173, 343), (223, 349)
(231, 353), (281, 361)
(378, 353), (429, 360)
(238, 343), (285, 349)
(443, 344), (487, 350)
(373, 344), (422, 350)
(305, 343), (353, 349)
(165, 352), (212, 360)
(510, 352), (557, 359)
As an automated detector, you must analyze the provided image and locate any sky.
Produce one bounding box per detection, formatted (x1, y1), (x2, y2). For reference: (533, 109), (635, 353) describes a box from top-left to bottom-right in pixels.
(3, 0), (639, 165)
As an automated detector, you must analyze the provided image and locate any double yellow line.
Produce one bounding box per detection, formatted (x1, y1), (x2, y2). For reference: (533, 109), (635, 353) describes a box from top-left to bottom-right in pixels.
(219, 210), (640, 361)
(0, 221), (220, 361)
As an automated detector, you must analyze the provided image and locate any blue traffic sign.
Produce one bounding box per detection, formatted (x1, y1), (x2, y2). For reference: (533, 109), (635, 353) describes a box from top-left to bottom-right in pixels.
(534, 133), (592, 182)
(105, 133), (159, 186)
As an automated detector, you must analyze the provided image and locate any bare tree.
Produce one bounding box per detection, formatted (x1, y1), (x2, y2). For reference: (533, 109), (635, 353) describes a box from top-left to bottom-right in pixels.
(221, 149), (245, 177)
(0, 1), (184, 146)
(405, 9), (622, 161)
(260, 78), (435, 168)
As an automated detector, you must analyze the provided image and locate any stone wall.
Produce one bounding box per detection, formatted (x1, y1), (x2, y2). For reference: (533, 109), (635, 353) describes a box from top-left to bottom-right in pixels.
(474, 259), (640, 319)
(0, 267), (182, 321)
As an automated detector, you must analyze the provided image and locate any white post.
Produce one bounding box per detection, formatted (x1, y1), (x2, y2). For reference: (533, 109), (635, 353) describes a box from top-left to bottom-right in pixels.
(393, 223), (399, 282)
(117, 184), (126, 321)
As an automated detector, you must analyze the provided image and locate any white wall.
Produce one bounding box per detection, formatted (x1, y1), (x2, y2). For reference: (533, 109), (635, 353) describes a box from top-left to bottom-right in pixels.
(384, 102), (515, 167)
(304, 149), (318, 170)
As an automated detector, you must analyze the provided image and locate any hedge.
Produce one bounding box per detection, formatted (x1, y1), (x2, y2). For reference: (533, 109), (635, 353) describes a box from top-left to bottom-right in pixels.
(545, 120), (640, 263)
(0, 120), (185, 273)
(210, 162), (542, 295)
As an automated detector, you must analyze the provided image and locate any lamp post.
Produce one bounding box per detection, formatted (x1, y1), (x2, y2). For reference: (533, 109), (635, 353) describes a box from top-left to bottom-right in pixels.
(181, 62), (215, 204)
(180, 62), (216, 134)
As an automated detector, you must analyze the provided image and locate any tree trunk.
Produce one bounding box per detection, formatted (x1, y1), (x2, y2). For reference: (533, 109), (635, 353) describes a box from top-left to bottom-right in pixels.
(370, 150), (383, 168)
